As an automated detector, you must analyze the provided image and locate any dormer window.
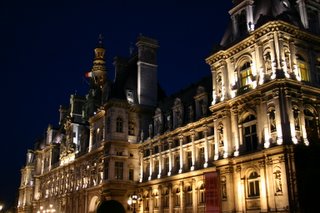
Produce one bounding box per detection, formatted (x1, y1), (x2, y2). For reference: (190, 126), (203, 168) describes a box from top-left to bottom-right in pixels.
(297, 54), (309, 81)
(240, 62), (253, 87)
(116, 117), (123, 133)
(237, 10), (247, 37)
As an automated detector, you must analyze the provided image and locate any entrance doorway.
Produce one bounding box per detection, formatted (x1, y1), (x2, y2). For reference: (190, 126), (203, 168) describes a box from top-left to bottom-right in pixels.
(96, 200), (125, 213)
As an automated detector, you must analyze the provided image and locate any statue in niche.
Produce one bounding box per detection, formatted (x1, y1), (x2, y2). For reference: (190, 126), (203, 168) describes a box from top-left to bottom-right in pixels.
(285, 52), (291, 70)
(188, 105), (194, 122)
(167, 115), (172, 130)
(293, 109), (300, 130)
(176, 109), (183, 126)
(264, 52), (272, 73)
(140, 130), (144, 142)
(269, 111), (276, 132)
(201, 100), (207, 116)
(274, 170), (283, 193)
(218, 126), (224, 146)
(216, 74), (222, 97)
(148, 124), (153, 138)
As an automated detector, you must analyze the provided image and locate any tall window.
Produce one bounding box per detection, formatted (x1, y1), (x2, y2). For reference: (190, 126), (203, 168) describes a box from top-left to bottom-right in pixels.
(175, 188), (181, 206)
(187, 152), (192, 170)
(116, 117), (123, 132)
(304, 108), (318, 143)
(128, 121), (135, 135)
(199, 147), (205, 166)
(247, 171), (260, 197)
(129, 169), (134, 181)
(154, 160), (159, 176)
(164, 157), (169, 174)
(175, 155), (180, 172)
(240, 62), (252, 87)
(199, 184), (205, 204)
(243, 114), (258, 152)
(114, 162), (123, 180)
(237, 10), (247, 37)
(163, 189), (169, 208)
(186, 186), (193, 206)
(297, 55), (309, 81)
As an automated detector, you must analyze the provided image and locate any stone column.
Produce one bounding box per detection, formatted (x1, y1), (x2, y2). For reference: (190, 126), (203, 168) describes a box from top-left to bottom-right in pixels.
(259, 160), (268, 212)
(203, 126), (209, 168)
(180, 181), (185, 213)
(139, 149), (144, 182)
(231, 107), (240, 156)
(190, 131), (196, 171)
(273, 89), (283, 145)
(214, 119), (219, 160)
(88, 127), (94, 152)
(149, 149), (153, 180)
(179, 135), (184, 173)
(168, 139), (173, 176)
(158, 144), (162, 178)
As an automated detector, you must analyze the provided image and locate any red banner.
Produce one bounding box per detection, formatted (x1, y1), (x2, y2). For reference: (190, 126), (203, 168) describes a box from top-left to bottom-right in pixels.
(205, 172), (221, 213)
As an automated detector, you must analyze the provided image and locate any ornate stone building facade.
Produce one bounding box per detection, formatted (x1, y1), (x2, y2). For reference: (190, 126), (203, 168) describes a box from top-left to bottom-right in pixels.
(18, 0), (320, 213)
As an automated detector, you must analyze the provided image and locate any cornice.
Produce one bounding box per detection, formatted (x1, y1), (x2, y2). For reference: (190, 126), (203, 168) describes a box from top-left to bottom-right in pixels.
(206, 21), (320, 66)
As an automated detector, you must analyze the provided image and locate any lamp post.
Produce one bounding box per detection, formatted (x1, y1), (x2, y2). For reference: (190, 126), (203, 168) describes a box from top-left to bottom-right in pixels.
(127, 193), (139, 213)
(0, 204), (3, 212)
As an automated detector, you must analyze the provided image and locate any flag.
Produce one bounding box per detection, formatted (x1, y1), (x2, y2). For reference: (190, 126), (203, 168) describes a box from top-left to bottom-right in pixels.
(85, 71), (93, 78)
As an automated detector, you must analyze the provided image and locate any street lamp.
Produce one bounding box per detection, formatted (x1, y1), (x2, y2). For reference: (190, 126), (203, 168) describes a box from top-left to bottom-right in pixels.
(127, 193), (139, 213)
(0, 203), (3, 212)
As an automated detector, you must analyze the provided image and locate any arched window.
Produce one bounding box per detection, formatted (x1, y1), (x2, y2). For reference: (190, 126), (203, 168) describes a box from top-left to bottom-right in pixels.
(247, 171), (260, 197)
(163, 189), (169, 208)
(174, 188), (180, 206)
(297, 54), (309, 81)
(116, 117), (123, 133)
(243, 114), (258, 152)
(240, 62), (252, 87)
(199, 183), (205, 204)
(186, 185), (193, 206)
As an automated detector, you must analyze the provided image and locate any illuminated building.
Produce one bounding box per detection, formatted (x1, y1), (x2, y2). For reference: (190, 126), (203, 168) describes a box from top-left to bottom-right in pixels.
(18, 0), (320, 212)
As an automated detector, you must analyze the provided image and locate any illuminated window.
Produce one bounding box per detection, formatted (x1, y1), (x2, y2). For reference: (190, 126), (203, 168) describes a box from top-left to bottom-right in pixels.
(240, 62), (252, 87)
(116, 117), (123, 132)
(297, 55), (309, 81)
(247, 171), (260, 197)
(243, 114), (258, 152)
(114, 162), (123, 180)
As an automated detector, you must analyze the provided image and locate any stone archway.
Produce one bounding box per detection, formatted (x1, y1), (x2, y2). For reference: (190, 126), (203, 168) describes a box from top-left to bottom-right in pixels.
(96, 200), (125, 213)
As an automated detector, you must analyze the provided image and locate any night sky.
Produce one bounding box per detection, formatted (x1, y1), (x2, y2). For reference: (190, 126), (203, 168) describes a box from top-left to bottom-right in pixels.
(0, 0), (233, 208)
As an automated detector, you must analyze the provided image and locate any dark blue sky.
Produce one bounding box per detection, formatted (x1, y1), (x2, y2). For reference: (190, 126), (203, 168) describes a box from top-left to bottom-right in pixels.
(0, 0), (232, 208)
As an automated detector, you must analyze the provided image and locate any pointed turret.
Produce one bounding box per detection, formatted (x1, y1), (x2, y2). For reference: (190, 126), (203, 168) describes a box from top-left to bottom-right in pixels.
(88, 34), (107, 89)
